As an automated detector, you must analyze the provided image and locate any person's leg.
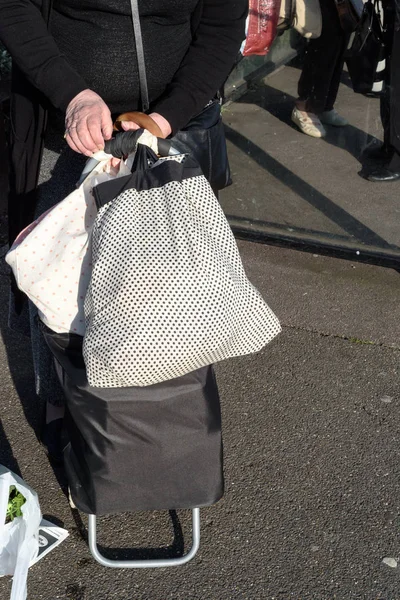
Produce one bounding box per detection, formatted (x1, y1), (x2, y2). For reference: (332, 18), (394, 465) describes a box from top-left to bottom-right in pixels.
(364, 4), (394, 161)
(297, 0), (346, 114)
(29, 301), (65, 461)
(367, 8), (400, 180)
(324, 32), (351, 113)
(293, 0), (349, 136)
(381, 4), (394, 150)
(387, 16), (400, 171)
(380, 87), (392, 153)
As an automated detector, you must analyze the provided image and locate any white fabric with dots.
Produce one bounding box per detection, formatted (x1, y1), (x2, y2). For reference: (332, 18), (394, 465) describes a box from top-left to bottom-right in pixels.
(84, 158), (281, 388)
(5, 158), (132, 335)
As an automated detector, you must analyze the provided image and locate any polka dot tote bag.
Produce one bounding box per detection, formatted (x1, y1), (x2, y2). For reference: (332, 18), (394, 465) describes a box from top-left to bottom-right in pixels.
(84, 144), (281, 388)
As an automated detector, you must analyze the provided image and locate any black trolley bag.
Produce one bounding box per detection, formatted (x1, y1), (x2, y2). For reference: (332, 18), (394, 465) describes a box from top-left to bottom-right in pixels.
(42, 323), (223, 568)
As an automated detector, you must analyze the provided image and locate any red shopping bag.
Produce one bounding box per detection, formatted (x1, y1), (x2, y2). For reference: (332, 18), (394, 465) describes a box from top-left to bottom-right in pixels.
(243, 0), (281, 56)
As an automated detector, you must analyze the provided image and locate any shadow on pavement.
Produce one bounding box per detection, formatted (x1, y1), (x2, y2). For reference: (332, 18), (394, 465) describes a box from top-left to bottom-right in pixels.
(286, 53), (357, 92)
(0, 419), (21, 475)
(0, 270), (42, 475)
(0, 285), (69, 492)
(42, 513), (65, 528)
(70, 507), (185, 561)
(224, 124), (397, 253)
(0, 305), (40, 430)
(235, 80), (381, 168)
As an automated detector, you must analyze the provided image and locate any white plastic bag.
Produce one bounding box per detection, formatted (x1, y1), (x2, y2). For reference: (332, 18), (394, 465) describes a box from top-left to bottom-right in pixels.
(0, 466), (42, 600)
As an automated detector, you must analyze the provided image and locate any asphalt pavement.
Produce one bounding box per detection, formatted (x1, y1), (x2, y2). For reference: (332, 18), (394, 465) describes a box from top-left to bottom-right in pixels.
(220, 64), (400, 262)
(0, 240), (399, 600)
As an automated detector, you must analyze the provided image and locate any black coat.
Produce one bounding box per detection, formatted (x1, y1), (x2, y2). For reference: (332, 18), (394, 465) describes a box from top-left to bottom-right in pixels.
(5, 0), (246, 312)
(7, 0), (52, 311)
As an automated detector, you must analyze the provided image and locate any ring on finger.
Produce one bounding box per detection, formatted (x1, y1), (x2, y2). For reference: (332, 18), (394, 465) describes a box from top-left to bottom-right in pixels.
(64, 125), (77, 138)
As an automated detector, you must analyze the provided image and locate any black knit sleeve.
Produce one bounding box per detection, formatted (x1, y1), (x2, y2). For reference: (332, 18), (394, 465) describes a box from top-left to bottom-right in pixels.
(153, 0), (247, 134)
(0, 0), (87, 111)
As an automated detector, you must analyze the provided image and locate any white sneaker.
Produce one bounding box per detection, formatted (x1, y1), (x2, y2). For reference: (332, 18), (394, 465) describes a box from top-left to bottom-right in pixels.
(320, 109), (348, 127)
(291, 107), (326, 138)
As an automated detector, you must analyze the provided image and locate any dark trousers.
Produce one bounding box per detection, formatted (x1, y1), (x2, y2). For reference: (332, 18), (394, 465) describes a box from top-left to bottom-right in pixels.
(381, 3), (400, 170)
(298, 0), (350, 113)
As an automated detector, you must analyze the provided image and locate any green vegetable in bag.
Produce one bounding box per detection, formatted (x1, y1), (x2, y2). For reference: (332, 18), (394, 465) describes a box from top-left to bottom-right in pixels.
(6, 486), (26, 522)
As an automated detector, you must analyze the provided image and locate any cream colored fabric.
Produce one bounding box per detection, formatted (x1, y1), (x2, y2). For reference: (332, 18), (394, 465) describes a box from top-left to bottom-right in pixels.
(279, 0), (322, 39)
(6, 158), (132, 335)
(84, 154), (282, 387)
(6, 130), (161, 336)
(278, 0), (294, 31)
(294, 0), (322, 39)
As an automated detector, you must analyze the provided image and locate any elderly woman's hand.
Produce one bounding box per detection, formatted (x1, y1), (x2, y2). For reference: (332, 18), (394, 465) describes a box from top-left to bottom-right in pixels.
(65, 89), (113, 156)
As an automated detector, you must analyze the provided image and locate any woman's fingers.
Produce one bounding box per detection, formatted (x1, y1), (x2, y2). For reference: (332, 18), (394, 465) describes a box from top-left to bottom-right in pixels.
(148, 113), (172, 138)
(101, 108), (114, 141)
(64, 132), (81, 155)
(86, 114), (108, 151)
(120, 121), (140, 131)
(65, 117), (94, 156)
(71, 119), (99, 156)
(66, 122), (90, 156)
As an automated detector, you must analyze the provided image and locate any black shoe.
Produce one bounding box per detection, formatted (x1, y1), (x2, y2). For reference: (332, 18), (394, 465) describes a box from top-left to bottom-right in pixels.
(365, 166), (400, 182)
(40, 418), (64, 465)
(362, 144), (393, 162)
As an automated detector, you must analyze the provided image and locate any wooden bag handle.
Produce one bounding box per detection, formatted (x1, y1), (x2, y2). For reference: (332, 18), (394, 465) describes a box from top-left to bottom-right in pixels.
(113, 111), (163, 137)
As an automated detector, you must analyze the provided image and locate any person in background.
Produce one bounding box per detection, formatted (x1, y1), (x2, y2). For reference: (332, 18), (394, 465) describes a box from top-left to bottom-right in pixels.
(0, 0), (247, 461)
(292, 0), (350, 138)
(365, 0), (400, 182)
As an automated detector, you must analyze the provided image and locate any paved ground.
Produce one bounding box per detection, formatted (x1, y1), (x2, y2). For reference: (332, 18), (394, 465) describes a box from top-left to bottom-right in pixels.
(220, 63), (400, 259)
(0, 239), (399, 600)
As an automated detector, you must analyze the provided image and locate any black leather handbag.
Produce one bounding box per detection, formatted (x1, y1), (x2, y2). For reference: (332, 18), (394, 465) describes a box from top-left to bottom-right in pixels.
(129, 0), (231, 191)
(171, 99), (231, 191)
(345, 0), (386, 96)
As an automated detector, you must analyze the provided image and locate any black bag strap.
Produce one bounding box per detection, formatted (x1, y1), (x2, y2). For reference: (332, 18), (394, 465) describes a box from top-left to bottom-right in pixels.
(129, 0), (150, 112)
